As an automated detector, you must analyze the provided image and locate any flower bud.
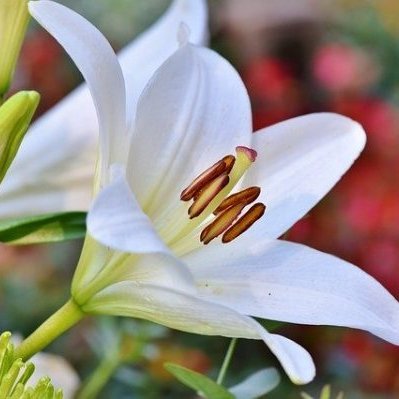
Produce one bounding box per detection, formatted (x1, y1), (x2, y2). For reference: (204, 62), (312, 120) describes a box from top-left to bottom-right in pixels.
(0, 90), (40, 183)
(0, 0), (30, 97)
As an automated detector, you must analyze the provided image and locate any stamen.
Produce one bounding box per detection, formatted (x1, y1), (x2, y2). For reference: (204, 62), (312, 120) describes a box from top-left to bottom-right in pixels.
(188, 174), (230, 219)
(222, 203), (266, 243)
(221, 154), (236, 172)
(180, 155), (235, 201)
(213, 186), (261, 215)
(200, 203), (246, 244)
(170, 146), (261, 249)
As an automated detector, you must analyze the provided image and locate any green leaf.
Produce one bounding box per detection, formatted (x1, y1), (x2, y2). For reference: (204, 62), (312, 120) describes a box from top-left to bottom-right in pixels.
(320, 385), (331, 399)
(301, 385), (345, 399)
(0, 212), (86, 244)
(164, 363), (235, 399)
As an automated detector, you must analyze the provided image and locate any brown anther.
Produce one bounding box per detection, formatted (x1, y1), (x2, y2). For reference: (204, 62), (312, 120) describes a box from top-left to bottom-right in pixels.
(180, 155), (235, 201)
(213, 186), (261, 215)
(188, 174), (230, 219)
(180, 161), (225, 201)
(221, 154), (236, 173)
(222, 203), (266, 243)
(200, 203), (246, 244)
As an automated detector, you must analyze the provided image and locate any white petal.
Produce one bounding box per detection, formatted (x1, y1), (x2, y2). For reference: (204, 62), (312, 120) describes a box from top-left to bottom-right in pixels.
(110, 253), (195, 293)
(229, 368), (280, 399)
(0, 0), (208, 218)
(0, 87), (96, 217)
(127, 44), (252, 225)
(184, 238), (399, 345)
(30, 352), (80, 399)
(28, 0), (126, 173)
(83, 281), (315, 384)
(72, 248), (195, 303)
(87, 165), (168, 254)
(242, 113), (366, 238)
(120, 0), (208, 124)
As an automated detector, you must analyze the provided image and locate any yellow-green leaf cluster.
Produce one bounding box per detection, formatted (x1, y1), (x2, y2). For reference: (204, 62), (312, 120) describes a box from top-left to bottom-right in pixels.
(0, 332), (64, 399)
(301, 385), (344, 399)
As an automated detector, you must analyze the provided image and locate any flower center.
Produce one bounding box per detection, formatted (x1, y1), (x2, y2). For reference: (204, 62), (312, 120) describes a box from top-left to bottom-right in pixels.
(180, 146), (266, 245)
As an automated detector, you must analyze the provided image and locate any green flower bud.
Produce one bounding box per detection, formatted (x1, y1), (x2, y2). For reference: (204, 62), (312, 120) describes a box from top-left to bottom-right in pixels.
(0, 90), (39, 184)
(0, 0), (30, 97)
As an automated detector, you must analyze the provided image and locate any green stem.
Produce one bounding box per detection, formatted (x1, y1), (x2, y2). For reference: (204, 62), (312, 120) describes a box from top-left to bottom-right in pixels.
(77, 354), (120, 399)
(14, 298), (84, 361)
(78, 331), (147, 399)
(216, 338), (238, 385)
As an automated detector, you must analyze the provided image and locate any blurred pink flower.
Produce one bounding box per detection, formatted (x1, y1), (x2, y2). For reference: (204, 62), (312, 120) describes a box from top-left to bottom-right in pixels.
(312, 43), (379, 93)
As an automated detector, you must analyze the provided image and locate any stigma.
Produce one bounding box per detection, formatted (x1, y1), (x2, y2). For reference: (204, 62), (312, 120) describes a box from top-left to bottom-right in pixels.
(180, 146), (266, 244)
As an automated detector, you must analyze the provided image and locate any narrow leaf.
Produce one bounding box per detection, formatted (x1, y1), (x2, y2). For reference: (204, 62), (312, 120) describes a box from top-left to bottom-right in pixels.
(321, 385), (331, 399)
(0, 212), (86, 244)
(164, 363), (235, 399)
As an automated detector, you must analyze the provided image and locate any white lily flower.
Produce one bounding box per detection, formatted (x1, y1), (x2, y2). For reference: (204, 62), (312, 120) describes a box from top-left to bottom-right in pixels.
(29, 0), (399, 386)
(0, 0), (207, 218)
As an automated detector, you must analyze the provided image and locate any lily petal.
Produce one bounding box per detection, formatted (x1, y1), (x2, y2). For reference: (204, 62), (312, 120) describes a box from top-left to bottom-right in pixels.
(87, 164), (169, 254)
(121, 0), (208, 124)
(229, 368), (280, 399)
(127, 44), (252, 225)
(72, 249), (195, 304)
(29, 0), (126, 174)
(242, 113), (366, 239)
(109, 253), (195, 293)
(0, 0), (208, 218)
(0, 87), (96, 218)
(184, 238), (399, 345)
(30, 352), (80, 399)
(83, 281), (315, 384)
